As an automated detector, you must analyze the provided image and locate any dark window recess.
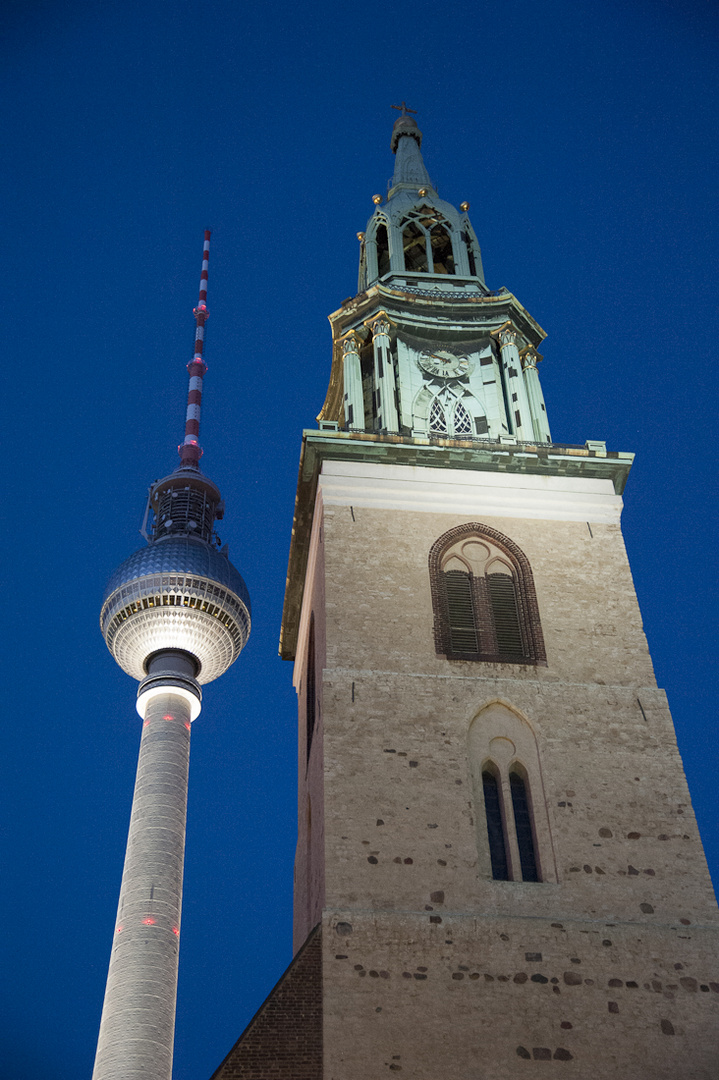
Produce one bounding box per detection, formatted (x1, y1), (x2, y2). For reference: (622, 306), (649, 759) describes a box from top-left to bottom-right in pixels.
(430, 224), (455, 274)
(487, 574), (524, 658)
(445, 571), (478, 653)
(347, 403), (354, 426)
(483, 771), (509, 880)
(515, 409), (521, 428)
(510, 772), (540, 881)
(306, 615), (316, 763)
(403, 222), (428, 272)
(474, 415), (489, 435)
(376, 224), (390, 278)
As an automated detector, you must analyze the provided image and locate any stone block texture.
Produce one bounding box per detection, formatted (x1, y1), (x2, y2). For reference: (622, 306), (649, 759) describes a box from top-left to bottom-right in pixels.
(283, 490), (719, 1078)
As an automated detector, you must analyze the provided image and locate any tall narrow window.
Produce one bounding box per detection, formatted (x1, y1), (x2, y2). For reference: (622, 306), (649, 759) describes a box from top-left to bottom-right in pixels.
(487, 573), (523, 658)
(305, 615), (316, 763)
(482, 769), (509, 880)
(430, 224), (455, 274)
(444, 570), (478, 653)
(403, 222), (429, 272)
(469, 703), (556, 884)
(510, 771), (539, 882)
(429, 398), (448, 435)
(452, 400), (472, 437)
(429, 524), (546, 665)
(376, 223), (390, 278)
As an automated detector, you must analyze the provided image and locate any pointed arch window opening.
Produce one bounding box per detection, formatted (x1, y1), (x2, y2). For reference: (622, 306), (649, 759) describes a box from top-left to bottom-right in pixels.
(375, 222), (390, 279)
(429, 524), (547, 666)
(429, 398), (448, 435)
(452, 399), (472, 437)
(509, 769), (540, 882)
(427, 390), (476, 439)
(402, 221), (429, 273)
(430, 223), (455, 274)
(401, 209), (456, 275)
(481, 767), (509, 881)
(480, 761), (541, 883)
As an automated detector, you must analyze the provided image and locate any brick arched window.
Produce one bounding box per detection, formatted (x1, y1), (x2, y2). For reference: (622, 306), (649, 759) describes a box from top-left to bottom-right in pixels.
(429, 523), (546, 665)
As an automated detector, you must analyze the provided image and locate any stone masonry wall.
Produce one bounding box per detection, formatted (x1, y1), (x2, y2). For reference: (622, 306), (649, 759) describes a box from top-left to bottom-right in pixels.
(322, 910), (719, 1079)
(309, 500), (719, 1077)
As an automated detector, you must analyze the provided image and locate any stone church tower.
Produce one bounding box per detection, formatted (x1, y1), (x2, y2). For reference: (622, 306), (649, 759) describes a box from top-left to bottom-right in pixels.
(210, 113), (719, 1079)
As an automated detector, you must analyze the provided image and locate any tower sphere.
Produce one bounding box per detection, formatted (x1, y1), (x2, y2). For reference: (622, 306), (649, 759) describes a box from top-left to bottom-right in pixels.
(100, 533), (251, 685)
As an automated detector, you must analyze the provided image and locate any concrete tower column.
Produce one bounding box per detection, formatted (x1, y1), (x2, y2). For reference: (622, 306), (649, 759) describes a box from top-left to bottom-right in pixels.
(92, 652), (200, 1080)
(493, 323), (533, 440)
(521, 346), (552, 443)
(341, 332), (365, 431)
(369, 314), (399, 433)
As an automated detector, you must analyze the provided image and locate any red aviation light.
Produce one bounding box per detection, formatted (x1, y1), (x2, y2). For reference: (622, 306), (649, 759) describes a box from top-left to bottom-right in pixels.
(142, 917), (156, 925)
(163, 714), (174, 721)
(143, 719), (150, 727)
(184, 720), (191, 730)
(172, 926), (180, 936)
(116, 925), (124, 933)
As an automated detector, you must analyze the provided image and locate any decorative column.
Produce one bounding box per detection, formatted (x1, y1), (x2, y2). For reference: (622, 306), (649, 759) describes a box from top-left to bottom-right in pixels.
(368, 313), (399, 433)
(492, 323), (533, 441)
(341, 332), (366, 431)
(521, 346), (552, 444)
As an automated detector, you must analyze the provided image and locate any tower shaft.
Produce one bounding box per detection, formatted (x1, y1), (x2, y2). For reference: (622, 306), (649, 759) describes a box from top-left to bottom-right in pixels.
(92, 689), (192, 1080)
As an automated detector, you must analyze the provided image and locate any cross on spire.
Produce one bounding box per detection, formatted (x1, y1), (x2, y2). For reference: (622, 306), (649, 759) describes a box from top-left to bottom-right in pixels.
(392, 102), (417, 117)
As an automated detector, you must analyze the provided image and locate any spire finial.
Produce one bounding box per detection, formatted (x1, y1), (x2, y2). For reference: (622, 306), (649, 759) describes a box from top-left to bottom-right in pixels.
(179, 230), (211, 469)
(391, 101), (417, 118)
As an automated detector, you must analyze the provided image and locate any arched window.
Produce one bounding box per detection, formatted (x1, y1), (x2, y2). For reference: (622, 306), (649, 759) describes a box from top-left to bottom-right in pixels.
(509, 769), (539, 882)
(376, 223), (390, 278)
(452, 400), (472, 437)
(429, 524), (546, 665)
(403, 221), (428, 272)
(429, 398), (448, 435)
(430, 224), (455, 274)
(468, 702), (555, 883)
(482, 766), (509, 880)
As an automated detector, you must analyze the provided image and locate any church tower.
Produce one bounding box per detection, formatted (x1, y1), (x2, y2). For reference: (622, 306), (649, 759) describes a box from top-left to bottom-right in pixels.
(211, 113), (719, 1079)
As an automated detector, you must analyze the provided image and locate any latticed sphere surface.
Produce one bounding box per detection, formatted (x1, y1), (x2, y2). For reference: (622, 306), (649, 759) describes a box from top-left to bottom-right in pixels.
(101, 538), (251, 684)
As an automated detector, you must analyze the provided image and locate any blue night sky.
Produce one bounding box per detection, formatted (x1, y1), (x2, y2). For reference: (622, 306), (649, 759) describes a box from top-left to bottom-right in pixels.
(2, 1), (717, 1077)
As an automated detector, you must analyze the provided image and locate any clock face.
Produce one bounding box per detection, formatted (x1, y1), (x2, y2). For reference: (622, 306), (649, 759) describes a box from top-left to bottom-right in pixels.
(419, 348), (470, 378)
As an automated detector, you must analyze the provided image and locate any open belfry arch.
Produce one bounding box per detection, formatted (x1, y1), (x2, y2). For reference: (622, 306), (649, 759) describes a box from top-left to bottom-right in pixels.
(210, 111), (719, 1079)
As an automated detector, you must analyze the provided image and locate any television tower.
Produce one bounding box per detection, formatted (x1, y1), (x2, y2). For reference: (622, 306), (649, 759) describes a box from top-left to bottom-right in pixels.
(92, 232), (251, 1080)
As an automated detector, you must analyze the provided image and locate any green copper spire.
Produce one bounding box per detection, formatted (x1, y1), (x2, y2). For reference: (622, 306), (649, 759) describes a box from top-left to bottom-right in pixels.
(390, 112), (432, 190)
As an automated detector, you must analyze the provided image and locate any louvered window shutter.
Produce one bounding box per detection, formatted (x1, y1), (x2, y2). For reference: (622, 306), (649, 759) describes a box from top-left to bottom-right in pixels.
(444, 570), (478, 655)
(487, 573), (524, 659)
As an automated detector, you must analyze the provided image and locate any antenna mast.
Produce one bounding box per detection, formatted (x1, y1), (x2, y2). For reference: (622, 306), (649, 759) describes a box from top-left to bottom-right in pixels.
(179, 229), (211, 469)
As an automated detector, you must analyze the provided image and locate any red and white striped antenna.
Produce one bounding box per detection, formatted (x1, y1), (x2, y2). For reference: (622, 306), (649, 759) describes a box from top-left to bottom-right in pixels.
(179, 229), (211, 468)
